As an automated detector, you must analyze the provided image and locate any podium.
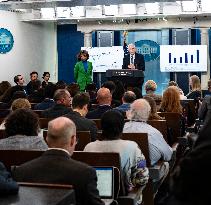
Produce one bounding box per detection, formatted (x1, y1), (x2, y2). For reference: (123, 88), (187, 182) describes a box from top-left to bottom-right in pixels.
(106, 69), (144, 88)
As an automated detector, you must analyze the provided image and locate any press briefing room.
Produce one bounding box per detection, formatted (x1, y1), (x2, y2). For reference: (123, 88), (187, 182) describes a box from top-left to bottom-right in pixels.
(0, 0), (211, 204)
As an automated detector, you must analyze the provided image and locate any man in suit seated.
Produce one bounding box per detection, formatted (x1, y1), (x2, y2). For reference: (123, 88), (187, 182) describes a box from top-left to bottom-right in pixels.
(41, 89), (71, 118)
(12, 117), (104, 205)
(64, 92), (98, 141)
(86, 87), (112, 119)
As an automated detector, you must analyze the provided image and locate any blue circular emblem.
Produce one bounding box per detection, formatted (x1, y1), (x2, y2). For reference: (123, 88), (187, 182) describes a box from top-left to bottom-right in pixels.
(0, 28), (14, 54)
(135, 40), (160, 62)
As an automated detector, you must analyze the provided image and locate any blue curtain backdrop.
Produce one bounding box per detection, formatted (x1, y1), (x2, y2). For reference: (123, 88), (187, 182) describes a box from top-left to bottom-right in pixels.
(126, 30), (170, 95)
(57, 24), (84, 84)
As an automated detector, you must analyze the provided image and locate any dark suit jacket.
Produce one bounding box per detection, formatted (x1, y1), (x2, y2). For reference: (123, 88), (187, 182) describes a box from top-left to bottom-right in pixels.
(34, 98), (55, 110)
(41, 104), (71, 118)
(64, 111), (98, 141)
(0, 161), (19, 195)
(12, 149), (104, 205)
(122, 53), (145, 71)
(86, 105), (112, 119)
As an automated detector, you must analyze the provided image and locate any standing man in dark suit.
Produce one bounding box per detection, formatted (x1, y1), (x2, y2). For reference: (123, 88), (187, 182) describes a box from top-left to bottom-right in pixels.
(122, 44), (145, 92)
(12, 117), (104, 205)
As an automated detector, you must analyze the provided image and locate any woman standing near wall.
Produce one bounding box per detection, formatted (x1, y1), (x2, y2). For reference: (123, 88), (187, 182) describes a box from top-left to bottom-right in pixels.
(74, 50), (93, 91)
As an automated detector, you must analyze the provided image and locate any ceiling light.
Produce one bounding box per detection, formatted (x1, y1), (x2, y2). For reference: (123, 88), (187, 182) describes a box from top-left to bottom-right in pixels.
(56, 7), (70, 18)
(121, 4), (136, 15)
(201, 0), (211, 12)
(41, 8), (55, 19)
(70, 6), (85, 17)
(182, 0), (197, 12)
(145, 3), (160, 14)
(104, 5), (118, 16)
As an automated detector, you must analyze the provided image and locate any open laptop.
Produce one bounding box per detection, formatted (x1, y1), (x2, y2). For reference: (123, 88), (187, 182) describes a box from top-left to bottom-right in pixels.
(95, 167), (114, 205)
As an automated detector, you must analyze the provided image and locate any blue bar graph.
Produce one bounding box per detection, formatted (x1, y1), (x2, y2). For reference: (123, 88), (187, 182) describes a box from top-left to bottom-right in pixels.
(185, 53), (188, 63)
(191, 55), (193, 63)
(197, 50), (199, 63)
(168, 49), (200, 64)
(169, 53), (171, 63)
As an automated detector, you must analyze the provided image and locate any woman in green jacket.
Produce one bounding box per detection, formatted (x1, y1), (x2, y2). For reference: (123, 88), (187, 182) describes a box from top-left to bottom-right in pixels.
(74, 50), (93, 91)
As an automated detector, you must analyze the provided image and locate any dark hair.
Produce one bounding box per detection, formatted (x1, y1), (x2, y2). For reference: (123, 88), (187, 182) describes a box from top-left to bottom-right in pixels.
(0, 81), (11, 96)
(77, 50), (89, 61)
(30, 71), (38, 77)
(31, 80), (41, 91)
(101, 110), (124, 140)
(44, 83), (56, 99)
(11, 91), (27, 101)
(42, 72), (50, 79)
(130, 87), (142, 99)
(14, 75), (22, 85)
(112, 80), (125, 102)
(123, 91), (136, 103)
(56, 80), (67, 89)
(5, 109), (39, 137)
(67, 83), (80, 98)
(72, 92), (90, 109)
(102, 81), (116, 94)
(168, 81), (178, 87)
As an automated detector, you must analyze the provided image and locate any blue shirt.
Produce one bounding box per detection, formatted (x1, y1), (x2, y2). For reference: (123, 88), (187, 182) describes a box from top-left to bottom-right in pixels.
(82, 61), (88, 72)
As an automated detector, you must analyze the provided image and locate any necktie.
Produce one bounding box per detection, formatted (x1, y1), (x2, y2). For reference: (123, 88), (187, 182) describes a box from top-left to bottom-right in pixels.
(131, 55), (134, 64)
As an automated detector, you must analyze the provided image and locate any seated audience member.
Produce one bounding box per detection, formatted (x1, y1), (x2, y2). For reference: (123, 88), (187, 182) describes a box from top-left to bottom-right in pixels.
(0, 161), (19, 195)
(115, 91), (136, 112)
(168, 139), (211, 205)
(41, 72), (52, 89)
(102, 81), (121, 107)
(128, 87), (142, 99)
(0, 98), (31, 130)
(168, 81), (187, 100)
(27, 80), (44, 103)
(86, 88), (112, 119)
(198, 95), (211, 125)
(0, 81), (11, 101)
(11, 98), (31, 111)
(112, 80), (125, 103)
(143, 96), (163, 120)
(84, 110), (149, 200)
(123, 99), (173, 187)
(0, 109), (47, 150)
(26, 71), (39, 95)
(86, 83), (97, 100)
(144, 80), (162, 109)
(12, 117), (104, 205)
(34, 83), (56, 110)
(64, 93), (98, 141)
(55, 80), (67, 89)
(202, 79), (211, 98)
(1, 75), (25, 103)
(186, 75), (202, 100)
(66, 83), (80, 98)
(41, 89), (71, 118)
(160, 86), (186, 136)
(160, 86), (183, 113)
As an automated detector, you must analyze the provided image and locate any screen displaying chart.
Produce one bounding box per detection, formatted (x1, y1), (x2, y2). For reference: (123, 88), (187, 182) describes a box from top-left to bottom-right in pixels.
(160, 45), (207, 72)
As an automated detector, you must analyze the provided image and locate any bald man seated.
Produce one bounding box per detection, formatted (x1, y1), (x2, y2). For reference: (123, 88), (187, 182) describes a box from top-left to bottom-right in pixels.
(86, 87), (112, 119)
(12, 117), (104, 205)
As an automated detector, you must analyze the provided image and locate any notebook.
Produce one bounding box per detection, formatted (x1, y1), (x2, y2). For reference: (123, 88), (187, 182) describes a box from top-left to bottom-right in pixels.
(95, 167), (114, 205)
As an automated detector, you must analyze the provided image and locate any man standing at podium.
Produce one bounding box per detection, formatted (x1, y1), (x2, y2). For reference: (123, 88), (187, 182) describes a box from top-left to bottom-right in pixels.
(122, 43), (145, 71)
(122, 44), (145, 91)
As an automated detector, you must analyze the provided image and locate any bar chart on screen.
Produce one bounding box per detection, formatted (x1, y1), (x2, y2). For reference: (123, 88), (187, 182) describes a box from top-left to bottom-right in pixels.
(160, 45), (207, 72)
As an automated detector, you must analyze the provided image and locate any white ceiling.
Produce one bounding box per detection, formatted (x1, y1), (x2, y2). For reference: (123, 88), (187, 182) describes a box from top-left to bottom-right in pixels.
(1, 0), (211, 23)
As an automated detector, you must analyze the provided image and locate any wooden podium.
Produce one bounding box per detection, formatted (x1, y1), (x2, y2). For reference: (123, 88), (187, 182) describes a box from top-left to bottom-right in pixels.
(106, 69), (144, 88)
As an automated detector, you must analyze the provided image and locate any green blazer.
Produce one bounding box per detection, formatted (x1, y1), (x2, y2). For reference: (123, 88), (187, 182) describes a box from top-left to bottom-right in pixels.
(74, 61), (93, 91)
